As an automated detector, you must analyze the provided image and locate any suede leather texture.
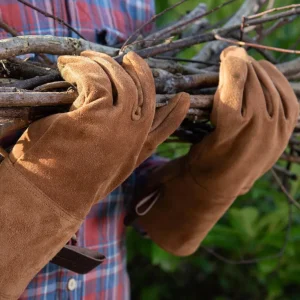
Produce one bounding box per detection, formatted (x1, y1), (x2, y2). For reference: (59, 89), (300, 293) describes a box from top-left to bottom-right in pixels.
(0, 159), (81, 299)
(0, 51), (189, 298)
(138, 46), (299, 256)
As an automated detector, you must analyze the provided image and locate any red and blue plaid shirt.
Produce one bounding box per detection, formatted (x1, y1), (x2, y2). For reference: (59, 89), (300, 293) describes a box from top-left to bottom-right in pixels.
(0, 0), (154, 45)
(0, 1), (158, 299)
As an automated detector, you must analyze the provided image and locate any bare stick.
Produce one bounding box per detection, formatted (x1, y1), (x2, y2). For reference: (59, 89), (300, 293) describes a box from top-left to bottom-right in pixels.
(280, 154), (300, 164)
(1, 6), (299, 62)
(146, 58), (202, 75)
(272, 169), (300, 210)
(189, 0), (266, 68)
(277, 58), (300, 76)
(0, 58), (57, 78)
(0, 20), (19, 37)
(0, 93), (211, 142)
(0, 90), (77, 107)
(116, 6), (300, 62)
(215, 34), (300, 55)
(229, 32), (277, 63)
(154, 56), (219, 66)
(17, 0), (86, 40)
(0, 91), (213, 109)
(0, 20), (53, 65)
(247, 4), (300, 20)
(156, 94), (213, 109)
(259, 16), (297, 38)
(0, 36), (118, 60)
(272, 165), (297, 181)
(244, 7), (300, 28)
(153, 69), (219, 94)
(144, 0), (238, 46)
(34, 81), (72, 92)
(121, 0), (188, 52)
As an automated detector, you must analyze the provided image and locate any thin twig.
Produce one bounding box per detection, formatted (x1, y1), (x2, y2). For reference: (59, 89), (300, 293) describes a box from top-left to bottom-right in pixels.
(0, 6), (298, 62)
(272, 165), (297, 181)
(215, 34), (300, 55)
(244, 7), (300, 28)
(0, 58), (57, 78)
(230, 32), (277, 63)
(247, 4), (300, 20)
(144, 0), (238, 46)
(4, 73), (61, 90)
(17, 0), (86, 40)
(281, 154), (300, 164)
(154, 56), (219, 66)
(120, 0), (188, 52)
(116, 6), (300, 62)
(189, 0), (266, 68)
(259, 16), (297, 39)
(0, 20), (52, 65)
(0, 20), (19, 37)
(271, 168), (300, 210)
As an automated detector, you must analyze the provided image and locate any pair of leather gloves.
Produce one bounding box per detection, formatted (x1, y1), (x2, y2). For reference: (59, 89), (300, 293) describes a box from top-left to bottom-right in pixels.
(0, 46), (298, 299)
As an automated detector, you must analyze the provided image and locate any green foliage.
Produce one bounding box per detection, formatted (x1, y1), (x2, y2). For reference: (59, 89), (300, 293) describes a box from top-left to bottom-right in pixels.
(128, 1), (300, 299)
(128, 174), (300, 299)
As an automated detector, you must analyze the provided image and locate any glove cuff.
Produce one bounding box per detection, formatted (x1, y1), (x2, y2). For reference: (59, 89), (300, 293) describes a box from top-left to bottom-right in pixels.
(135, 157), (236, 256)
(0, 159), (82, 298)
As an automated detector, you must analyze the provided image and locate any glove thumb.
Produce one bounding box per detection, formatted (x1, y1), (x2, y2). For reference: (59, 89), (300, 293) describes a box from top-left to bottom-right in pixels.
(136, 92), (190, 166)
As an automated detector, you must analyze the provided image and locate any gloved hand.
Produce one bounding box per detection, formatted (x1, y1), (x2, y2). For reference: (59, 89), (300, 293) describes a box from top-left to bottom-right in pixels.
(136, 46), (299, 256)
(0, 51), (189, 299)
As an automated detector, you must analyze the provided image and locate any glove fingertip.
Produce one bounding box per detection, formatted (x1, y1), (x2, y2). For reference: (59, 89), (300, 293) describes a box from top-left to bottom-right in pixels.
(176, 92), (191, 109)
(122, 51), (153, 82)
(220, 46), (249, 62)
(123, 51), (143, 64)
(152, 93), (190, 132)
(81, 50), (111, 60)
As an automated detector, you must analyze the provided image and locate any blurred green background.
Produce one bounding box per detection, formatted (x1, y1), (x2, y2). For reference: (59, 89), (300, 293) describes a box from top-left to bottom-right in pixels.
(127, 1), (300, 299)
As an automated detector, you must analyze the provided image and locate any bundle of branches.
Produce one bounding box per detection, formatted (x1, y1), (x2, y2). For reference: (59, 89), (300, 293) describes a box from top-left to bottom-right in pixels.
(0, 0), (300, 163)
(0, 0), (300, 265)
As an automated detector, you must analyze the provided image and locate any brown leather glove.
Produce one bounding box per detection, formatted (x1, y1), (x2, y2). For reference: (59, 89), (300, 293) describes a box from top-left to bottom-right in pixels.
(0, 51), (188, 299)
(136, 46), (299, 256)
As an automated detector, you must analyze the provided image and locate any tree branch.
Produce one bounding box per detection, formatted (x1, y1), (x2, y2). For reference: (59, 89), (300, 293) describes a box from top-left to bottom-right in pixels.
(121, 0), (188, 52)
(0, 36), (118, 60)
(188, 0), (267, 68)
(0, 90), (213, 109)
(116, 6), (300, 62)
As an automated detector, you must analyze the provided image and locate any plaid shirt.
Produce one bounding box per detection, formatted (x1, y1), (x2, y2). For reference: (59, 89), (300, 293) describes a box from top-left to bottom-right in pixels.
(0, 1), (157, 299)
(0, 0), (154, 45)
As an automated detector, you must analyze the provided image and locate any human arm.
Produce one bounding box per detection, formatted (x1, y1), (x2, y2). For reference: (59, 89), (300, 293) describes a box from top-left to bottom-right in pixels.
(0, 51), (188, 299)
(131, 46), (299, 256)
